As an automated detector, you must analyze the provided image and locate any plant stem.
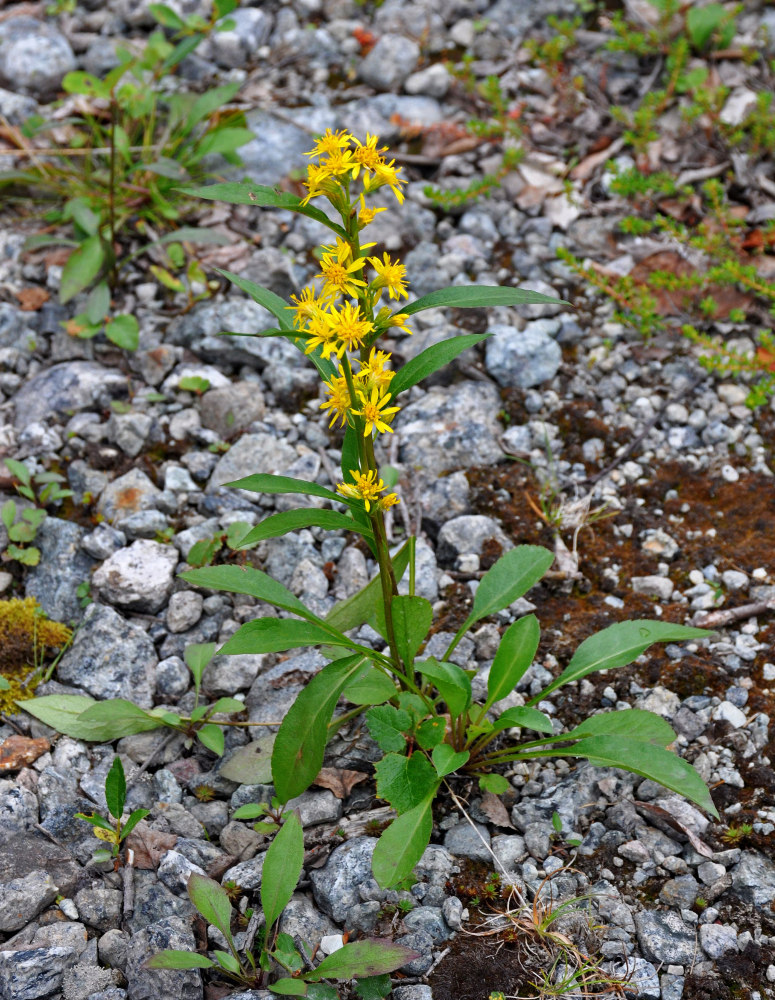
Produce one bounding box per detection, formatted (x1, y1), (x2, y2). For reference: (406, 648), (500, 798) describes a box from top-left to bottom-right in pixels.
(108, 93), (118, 287)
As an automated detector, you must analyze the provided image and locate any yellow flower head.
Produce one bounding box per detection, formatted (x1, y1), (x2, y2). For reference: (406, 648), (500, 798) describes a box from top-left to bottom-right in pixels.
(354, 385), (400, 437)
(301, 162), (340, 205)
(320, 370), (352, 428)
(289, 286), (328, 330)
(326, 301), (373, 356)
(304, 312), (340, 360)
(357, 348), (395, 392)
(316, 239), (367, 300)
(378, 492), (400, 511)
(305, 129), (354, 159)
(368, 252), (409, 300)
(351, 133), (387, 178)
(321, 146), (356, 179)
(337, 469), (385, 512)
(362, 157), (406, 204)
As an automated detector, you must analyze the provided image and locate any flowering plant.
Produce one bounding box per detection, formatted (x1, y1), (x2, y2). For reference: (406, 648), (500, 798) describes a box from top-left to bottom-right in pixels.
(189, 131), (718, 886)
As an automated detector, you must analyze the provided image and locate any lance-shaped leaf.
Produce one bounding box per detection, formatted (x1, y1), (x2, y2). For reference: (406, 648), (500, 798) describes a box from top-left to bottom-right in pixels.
(182, 183), (347, 237)
(262, 811), (304, 930)
(105, 757), (126, 820)
(233, 508), (371, 547)
(343, 669), (397, 706)
(226, 473), (343, 502)
(468, 546), (554, 628)
(485, 614), (540, 711)
(307, 939), (421, 980)
(181, 565), (315, 619)
(389, 333), (490, 398)
(490, 705), (554, 735)
(272, 655), (371, 802)
(73, 699), (164, 741)
(271, 981), (307, 996)
(372, 796), (435, 889)
(391, 595), (432, 668)
(185, 642), (215, 696)
(187, 873), (234, 940)
(17, 694), (96, 739)
(563, 735), (719, 818)
(401, 284), (567, 316)
(146, 951), (215, 970)
(562, 708), (676, 747)
(60, 234), (106, 303)
(529, 621), (710, 703)
(416, 658), (471, 717)
(219, 617), (352, 656)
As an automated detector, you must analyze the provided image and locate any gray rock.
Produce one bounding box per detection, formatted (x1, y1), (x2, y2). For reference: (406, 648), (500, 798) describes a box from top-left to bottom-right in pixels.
(0, 946), (80, 1000)
(278, 894), (338, 946)
(61, 962), (121, 1000)
(310, 837), (378, 923)
(631, 575), (674, 601)
(443, 821), (492, 863)
(204, 653), (264, 695)
(0, 831), (79, 897)
(395, 931), (434, 975)
(602, 957), (660, 999)
(199, 383), (265, 440)
(393, 989), (433, 1000)
(286, 790), (342, 827)
(359, 34), (420, 90)
(524, 821), (553, 861)
(402, 906), (450, 943)
(107, 412), (153, 457)
(437, 514), (512, 563)
(12, 362), (126, 429)
(405, 63), (451, 98)
(712, 700), (747, 728)
(209, 433), (298, 491)
(92, 540), (178, 613)
(206, 7), (272, 68)
(124, 917), (203, 1000)
(24, 517), (94, 624)
(485, 322), (562, 389)
(345, 901), (382, 934)
(166, 590), (203, 633)
(127, 872), (196, 934)
(418, 471), (471, 520)
(157, 851), (206, 896)
(0, 17), (76, 99)
(238, 105), (338, 187)
(731, 851), (775, 908)
(156, 656), (191, 698)
(81, 524), (127, 561)
(98, 929), (128, 973)
(74, 887), (123, 932)
(117, 509), (171, 541)
(222, 853), (266, 890)
(699, 922), (738, 959)
(659, 874), (700, 909)
(218, 821), (261, 861)
(634, 910), (698, 966)
(0, 86), (37, 125)
(441, 895), (464, 931)
(511, 765), (607, 832)
(97, 469), (162, 523)
(56, 603), (157, 707)
(0, 870), (58, 931)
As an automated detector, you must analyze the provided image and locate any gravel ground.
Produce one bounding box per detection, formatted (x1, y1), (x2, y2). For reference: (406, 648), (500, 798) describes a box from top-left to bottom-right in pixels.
(0, 2), (774, 999)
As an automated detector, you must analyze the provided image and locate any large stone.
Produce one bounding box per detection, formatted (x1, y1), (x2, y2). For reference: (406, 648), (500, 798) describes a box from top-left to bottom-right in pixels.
(0, 782), (38, 845)
(309, 837), (378, 923)
(56, 603), (157, 707)
(12, 362), (126, 429)
(25, 518), (95, 624)
(0, 17), (76, 99)
(92, 540), (178, 613)
(97, 469), (162, 523)
(731, 851), (775, 909)
(209, 433), (299, 491)
(124, 917), (203, 1000)
(485, 321), (562, 389)
(635, 910), (698, 966)
(199, 382), (265, 440)
(205, 6), (272, 68)
(0, 870), (58, 931)
(359, 34), (420, 90)
(0, 831), (79, 895)
(0, 946), (80, 1000)
(437, 515), (512, 563)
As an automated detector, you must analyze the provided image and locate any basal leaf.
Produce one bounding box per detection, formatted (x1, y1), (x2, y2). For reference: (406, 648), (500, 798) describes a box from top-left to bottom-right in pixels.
(105, 757), (126, 820)
(415, 658), (471, 717)
(391, 595), (432, 668)
(532, 621), (710, 702)
(309, 939), (421, 980)
(401, 284), (567, 316)
(60, 234), (106, 303)
(374, 752), (438, 814)
(73, 699), (163, 740)
(415, 716), (446, 750)
(187, 873), (233, 940)
(468, 546), (554, 628)
(184, 642), (216, 693)
(234, 508), (370, 547)
(431, 744), (469, 778)
(365, 706), (411, 753)
(270, 980), (307, 996)
(219, 618), (347, 655)
(105, 314), (139, 351)
(491, 705), (554, 734)
(562, 708), (676, 747)
(343, 669), (398, 706)
(371, 797), (435, 889)
(485, 614), (540, 710)
(181, 565), (315, 620)
(389, 333), (490, 397)
(145, 950), (215, 970)
(478, 773), (511, 795)
(272, 655), (370, 802)
(262, 811), (304, 929)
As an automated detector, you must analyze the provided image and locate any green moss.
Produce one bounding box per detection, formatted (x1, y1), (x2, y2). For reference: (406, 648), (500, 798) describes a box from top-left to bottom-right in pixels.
(0, 597), (72, 712)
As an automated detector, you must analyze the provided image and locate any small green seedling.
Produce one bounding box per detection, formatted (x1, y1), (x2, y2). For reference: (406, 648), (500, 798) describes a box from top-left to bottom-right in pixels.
(75, 756), (149, 864)
(178, 375), (212, 394)
(1, 500), (45, 567)
(147, 812), (416, 994)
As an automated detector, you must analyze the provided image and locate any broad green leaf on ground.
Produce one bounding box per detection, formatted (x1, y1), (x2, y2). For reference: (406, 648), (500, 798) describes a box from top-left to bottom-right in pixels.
(401, 284), (567, 316)
(16, 694), (96, 738)
(308, 940), (421, 980)
(415, 658), (471, 717)
(562, 708), (676, 747)
(270, 981), (308, 996)
(224, 473), (341, 503)
(72, 699), (163, 740)
(196, 723), (225, 756)
(325, 542), (411, 636)
(389, 334), (490, 397)
(182, 184), (347, 237)
(187, 873), (233, 939)
(478, 773), (511, 795)
(431, 744), (469, 778)
(374, 751), (438, 813)
(343, 668), (397, 706)
(391, 595), (432, 668)
(365, 706), (412, 753)
(467, 546), (554, 628)
(262, 811), (304, 929)
(531, 621), (710, 702)
(416, 717), (446, 750)
(485, 614), (540, 710)
(353, 974), (392, 1000)
(219, 617), (350, 655)
(60, 234), (105, 303)
(105, 314), (139, 351)
(372, 797), (435, 889)
(272, 655), (370, 802)
(563, 735), (719, 818)
(181, 565), (315, 619)
(145, 951), (215, 970)
(184, 642), (216, 693)
(219, 734), (276, 784)
(491, 705), (554, 735)
(234, 508), (371, 547)
(105, 757), (126, 820)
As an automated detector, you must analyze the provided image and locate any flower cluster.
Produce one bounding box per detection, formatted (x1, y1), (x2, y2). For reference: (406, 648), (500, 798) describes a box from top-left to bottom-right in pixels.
(336, 470), (399, 513)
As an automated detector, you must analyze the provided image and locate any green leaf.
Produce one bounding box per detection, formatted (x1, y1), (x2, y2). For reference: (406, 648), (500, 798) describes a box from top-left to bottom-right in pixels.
(208, 697), (245, 715)
(105, 757), (126, 820)
(16, 694), (119, 741)
(270, 981), (307, 996)
(532, 621), (710, 702)
(343, 669), (397, 706)
(562, 708), (676, 747)
(75, 700), (164, 740)
(219, 734), (276, 785)
(374, 752), (439, 814)
(354, 974), (392, 1000)
(235, 508), (371, 548)
(372, 797), (435, 889)
(105, 314), (139, 351)
(178, 375), (211, 394)
(391, 596), (432, 668)
(468, 546), (553, 628)
(7, 544), (40, 566)
(5, 458), (31, 486)
(262, 811), (304, 929)
(60, 235), (106, 303)
(183, 184), (347, 238)
(219, 618), (345, 655)
(565, 736), (719, 818)
(307, 984), (338, 1000)
(485, 614), (540, 710)
(149, 3), (185, 29)
(120, 808), (150, 840)
(184, 642), (217, 695)
(416, 658), (471, 717)
(402, 284), (567, 317)
(181, 565), (316, 620)
(197, 723), (225, 756)
(232, 803), (268, 820)
(146, 950), (215, 970)
(1, 500), (15, 531)
(491, 705), (554, 735)
(187, 537), (221, 568)
(213, 950), (241, 974)
(365, 706), (411, 753)
(687, 2), (734, 50)
(187, 873), (233, 940)
(85, 282), (110, 324)
(325, 542), (411, 637)
(431, 744), (469, 778)
(272, 654), (370, 802)
(309, 939), (421, 980)
(191, 127), (254, 162)
(390, 333), (490, 398)
(184, 82), (241, 132)
(415, 717), (446, 750)
(74, 812), (114, 832)
(478, 773), (511, 795)
(225, 473), (342, 503)
(341, 423), (360, 485)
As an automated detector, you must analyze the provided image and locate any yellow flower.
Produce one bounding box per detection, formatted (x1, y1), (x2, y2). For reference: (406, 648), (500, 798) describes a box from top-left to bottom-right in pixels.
(289, 287), (328, 330)
(301, 162), (339, 205)
(317, 239), (367, 300)
(354, 386), (400, 436)
(368, 252), (409, 300)
(320, 371), (352, 428)
(337, 470), (385, 512)
(357, 348), (395, 392)
(305, 129), (354, 158)
(304, 312), (340, 360)
(358, 203), (386, 226)
(351, 133), (387, 177)
(321, 147), (356, 178)
(326, 301), (373, 356)
(363, 158), (406, 203)
(386, 311), (412, 333)
(378, 492), (400, 511)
